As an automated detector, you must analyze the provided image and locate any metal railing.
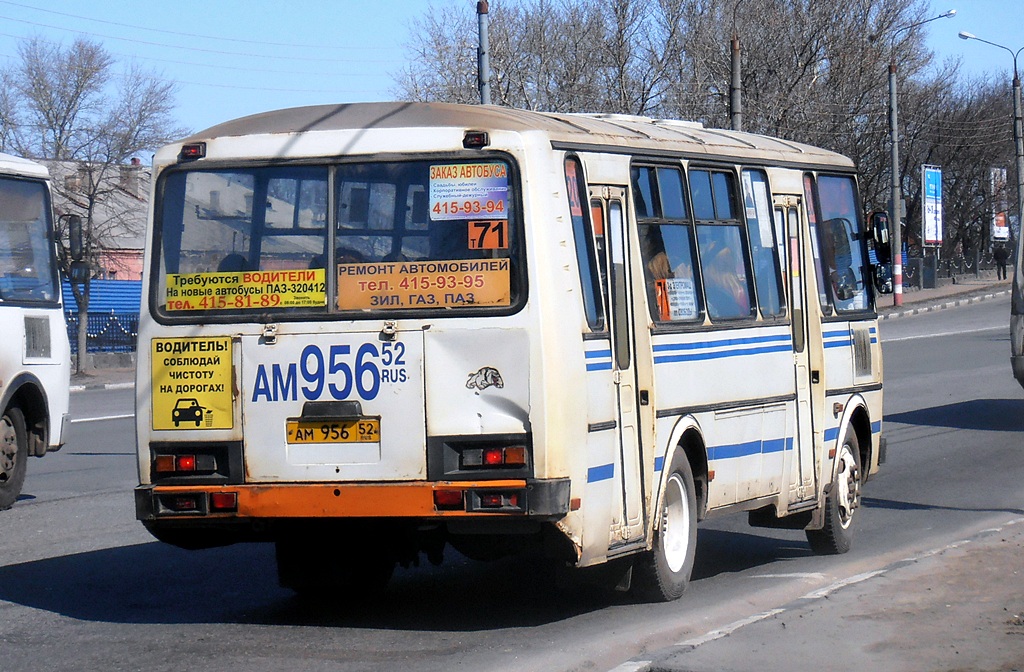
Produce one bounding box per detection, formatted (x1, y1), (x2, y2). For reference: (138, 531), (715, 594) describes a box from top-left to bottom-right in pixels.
(65, 311), (139, 353)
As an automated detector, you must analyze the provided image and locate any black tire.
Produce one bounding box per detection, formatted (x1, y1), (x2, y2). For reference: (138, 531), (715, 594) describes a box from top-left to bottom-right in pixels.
(276, 535), (394, 599)
(634, 454), (698, 602)
(0, 406), (28, 510)
(806, 427), (862, 555)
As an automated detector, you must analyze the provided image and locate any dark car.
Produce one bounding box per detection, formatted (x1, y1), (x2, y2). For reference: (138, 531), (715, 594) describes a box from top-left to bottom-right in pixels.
(172, 398), (204, 427)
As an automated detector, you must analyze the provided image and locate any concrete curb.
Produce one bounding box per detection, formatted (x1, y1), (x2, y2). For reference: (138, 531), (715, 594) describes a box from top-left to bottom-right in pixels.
(878, 287), (1011, 320)
(69, 381), (134, 394)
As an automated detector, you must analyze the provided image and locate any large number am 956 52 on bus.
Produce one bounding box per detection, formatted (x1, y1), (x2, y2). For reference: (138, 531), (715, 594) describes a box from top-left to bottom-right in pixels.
(134, 102), (893, 601)
(0, 153), (71, 510)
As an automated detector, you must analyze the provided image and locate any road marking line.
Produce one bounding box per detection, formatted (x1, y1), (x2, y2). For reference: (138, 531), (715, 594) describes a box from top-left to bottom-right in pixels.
(882, 324), (1003, 343)
(675, 609), (785, 648)
(70, 414), (135, 424)
(751, 572), (826, 580)
(607, 661), (652, 672)
(800, 570), (885, 599)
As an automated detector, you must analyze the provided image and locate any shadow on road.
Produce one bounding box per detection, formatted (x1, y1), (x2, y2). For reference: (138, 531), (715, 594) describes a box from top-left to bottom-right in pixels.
(0, 527), (807, 629)
(885, 398), (1024, 432)
(862, 496), (1024, 517)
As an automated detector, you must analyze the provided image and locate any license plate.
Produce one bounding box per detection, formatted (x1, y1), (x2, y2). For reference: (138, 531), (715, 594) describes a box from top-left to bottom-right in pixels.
(286, 419), (380, 444)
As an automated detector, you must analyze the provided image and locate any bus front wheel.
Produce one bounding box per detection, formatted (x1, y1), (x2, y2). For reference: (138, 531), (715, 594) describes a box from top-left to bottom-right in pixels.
(806, 427), (861, 555)
(634, 454), (697, 602)
(0, 406), (28, 510)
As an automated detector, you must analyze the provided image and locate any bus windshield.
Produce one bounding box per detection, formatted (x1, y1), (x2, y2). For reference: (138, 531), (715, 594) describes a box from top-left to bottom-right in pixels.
(0, 177), (58, 303)
(154, 159), (521, 318)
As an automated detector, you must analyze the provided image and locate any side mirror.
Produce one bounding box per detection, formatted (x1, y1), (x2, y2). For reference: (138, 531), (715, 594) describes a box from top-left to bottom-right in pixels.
(66, 214), (84, 262)
(869, 211), (892, 265)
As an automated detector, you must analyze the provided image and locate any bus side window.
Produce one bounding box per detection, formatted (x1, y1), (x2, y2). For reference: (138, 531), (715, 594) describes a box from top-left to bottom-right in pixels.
(631, 164), (702, 324)
(741, 169), (785, 318)
(690, 168), (755, 321)
(565, 156), (605, 331)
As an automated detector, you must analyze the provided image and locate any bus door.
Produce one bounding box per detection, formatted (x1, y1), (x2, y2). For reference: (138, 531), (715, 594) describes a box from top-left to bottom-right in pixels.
(591, 185), (646, 542)
(774, 195), (818, 504)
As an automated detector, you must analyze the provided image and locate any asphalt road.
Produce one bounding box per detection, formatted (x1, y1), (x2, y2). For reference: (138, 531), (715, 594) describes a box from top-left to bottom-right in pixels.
(0, 296), (1020, 672)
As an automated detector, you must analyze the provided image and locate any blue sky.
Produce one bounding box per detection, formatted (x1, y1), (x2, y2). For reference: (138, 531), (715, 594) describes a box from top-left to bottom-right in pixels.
(0, 0), (1018, 139)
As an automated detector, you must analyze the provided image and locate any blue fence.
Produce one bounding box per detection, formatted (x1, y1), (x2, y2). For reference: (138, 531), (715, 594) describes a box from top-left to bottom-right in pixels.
(63, 280), (142, 354)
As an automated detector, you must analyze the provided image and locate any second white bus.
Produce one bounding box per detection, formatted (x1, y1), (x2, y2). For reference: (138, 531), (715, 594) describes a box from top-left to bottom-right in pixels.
(0, 153), (71, 509)
(134, 102), (891, 601)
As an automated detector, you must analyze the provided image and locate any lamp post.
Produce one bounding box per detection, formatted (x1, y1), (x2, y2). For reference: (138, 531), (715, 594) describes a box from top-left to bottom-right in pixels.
(959, 31), (1024, 387)
(885, 9), (956, 307)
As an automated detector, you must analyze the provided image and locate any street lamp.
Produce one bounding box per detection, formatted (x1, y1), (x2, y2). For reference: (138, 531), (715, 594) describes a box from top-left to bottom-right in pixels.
(885, 9), (956, 307)
(959, 31), (1024, 387)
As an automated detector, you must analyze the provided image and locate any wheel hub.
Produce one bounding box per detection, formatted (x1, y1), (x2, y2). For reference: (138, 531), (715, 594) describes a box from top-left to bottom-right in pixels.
(835, 444), (861, 529)
(0, 416), (16, 482)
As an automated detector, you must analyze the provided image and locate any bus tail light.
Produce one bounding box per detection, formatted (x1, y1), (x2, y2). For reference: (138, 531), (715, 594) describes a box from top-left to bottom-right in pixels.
(164, 494), (201, 513)
(434, 489), (464, 510)
(467, 489), (526, 513)
(180, 142), (206, 160)
(462, 445), (528, 468)
(209, 492), (237, 512)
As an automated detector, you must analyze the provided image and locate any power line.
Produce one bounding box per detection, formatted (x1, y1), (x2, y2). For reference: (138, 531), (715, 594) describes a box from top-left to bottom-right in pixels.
(0, 0), (392, 51)
(0, 12), (393, 64)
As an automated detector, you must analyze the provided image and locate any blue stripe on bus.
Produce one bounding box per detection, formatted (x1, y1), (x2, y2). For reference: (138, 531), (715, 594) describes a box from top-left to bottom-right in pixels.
(707, 437), (794, 461)
(653, 334), (791, 353)
(824, 427), (840, 442)
(608, 438), (793, 481)
(655, 343), (793, 364)
(871, 421), (881, 433)
(585, 348), (613, 372)
(824, 340), (853, 348)
(587, 463), (615, 483)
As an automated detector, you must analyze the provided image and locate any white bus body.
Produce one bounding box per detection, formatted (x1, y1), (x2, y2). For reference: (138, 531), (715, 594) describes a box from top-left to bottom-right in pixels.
(135, 103), (888, 600)
(0, 153), (71, 509)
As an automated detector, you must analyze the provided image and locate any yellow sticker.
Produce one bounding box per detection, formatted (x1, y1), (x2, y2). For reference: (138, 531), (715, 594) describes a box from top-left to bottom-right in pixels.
(152, 337), (233, 430)
(336, 260), (511, 310)
(164, 269), (326, 311)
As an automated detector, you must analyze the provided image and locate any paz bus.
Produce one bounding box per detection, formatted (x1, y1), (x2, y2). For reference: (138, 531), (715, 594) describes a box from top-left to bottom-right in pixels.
(0, 153), (71, 509)
(134, 102), (892, 601)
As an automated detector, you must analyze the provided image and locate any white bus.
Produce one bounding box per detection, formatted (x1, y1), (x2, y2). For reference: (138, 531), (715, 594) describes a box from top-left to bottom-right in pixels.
(134, 102), (891, 601)
(0, 153), (71, 509)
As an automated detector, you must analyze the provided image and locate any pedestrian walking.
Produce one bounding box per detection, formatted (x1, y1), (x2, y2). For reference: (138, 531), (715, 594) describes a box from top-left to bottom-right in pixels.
(993, 243), (1010, 280)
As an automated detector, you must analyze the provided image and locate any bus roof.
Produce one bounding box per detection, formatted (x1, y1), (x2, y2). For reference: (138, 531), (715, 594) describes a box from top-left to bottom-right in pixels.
(0, 152), (50, 180)
(183, 102), (854, 169)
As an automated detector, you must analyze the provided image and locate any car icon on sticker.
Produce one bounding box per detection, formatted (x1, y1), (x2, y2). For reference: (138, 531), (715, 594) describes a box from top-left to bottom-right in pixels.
(172, 397), (205, 427)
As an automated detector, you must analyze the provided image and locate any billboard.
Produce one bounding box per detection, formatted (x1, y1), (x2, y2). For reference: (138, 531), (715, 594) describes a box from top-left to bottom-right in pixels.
(991, 167), (1010, 242)
(923, 165), (943, 247)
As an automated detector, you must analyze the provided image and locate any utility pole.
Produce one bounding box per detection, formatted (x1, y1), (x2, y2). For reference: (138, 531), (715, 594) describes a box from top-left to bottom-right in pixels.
(477, 1), (491, 105)
(730, 34), (742, 132)
(882, 9), (956, 307)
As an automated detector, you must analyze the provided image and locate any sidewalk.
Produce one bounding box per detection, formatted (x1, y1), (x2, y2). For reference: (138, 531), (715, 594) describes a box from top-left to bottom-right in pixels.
(638, 518), (1024, 672)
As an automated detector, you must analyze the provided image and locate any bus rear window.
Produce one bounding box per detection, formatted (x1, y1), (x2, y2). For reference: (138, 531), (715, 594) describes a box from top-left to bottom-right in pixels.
(154, 159), (521, 318)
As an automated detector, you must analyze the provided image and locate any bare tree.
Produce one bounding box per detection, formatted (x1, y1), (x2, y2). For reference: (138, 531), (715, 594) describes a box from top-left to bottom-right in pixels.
(2, 36), (186, 372)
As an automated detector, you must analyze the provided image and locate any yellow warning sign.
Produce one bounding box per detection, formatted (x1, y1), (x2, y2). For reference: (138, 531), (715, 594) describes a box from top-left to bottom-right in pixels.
(152, 337), (233, 430)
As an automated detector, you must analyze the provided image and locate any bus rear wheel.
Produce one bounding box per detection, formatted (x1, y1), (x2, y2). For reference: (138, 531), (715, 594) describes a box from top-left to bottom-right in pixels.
(0, 406), (27, 510)
(634, 454), (697, 602)
(806, 427), (861, 555)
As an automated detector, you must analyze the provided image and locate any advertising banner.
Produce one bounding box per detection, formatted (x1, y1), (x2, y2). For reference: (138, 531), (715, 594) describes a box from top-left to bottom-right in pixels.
(923, 165), (943, 247)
